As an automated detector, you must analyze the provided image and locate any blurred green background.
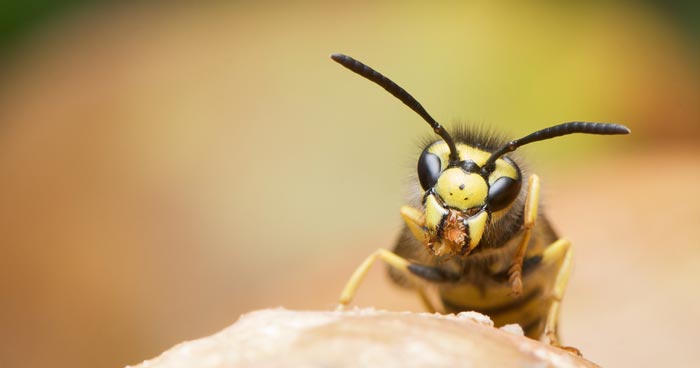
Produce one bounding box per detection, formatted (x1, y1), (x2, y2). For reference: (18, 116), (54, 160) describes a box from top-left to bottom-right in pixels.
(0, 1), (698, 367)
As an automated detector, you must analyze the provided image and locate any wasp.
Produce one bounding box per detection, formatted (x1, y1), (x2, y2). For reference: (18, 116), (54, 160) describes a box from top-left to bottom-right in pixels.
(331, 53), (630, 349)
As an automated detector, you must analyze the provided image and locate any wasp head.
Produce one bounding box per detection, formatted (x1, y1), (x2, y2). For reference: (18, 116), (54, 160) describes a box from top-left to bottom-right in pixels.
(416, 141), (522, 257)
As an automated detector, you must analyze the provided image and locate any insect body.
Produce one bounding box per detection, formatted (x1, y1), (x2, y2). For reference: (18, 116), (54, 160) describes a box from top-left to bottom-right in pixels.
(331, 53), (630, 347)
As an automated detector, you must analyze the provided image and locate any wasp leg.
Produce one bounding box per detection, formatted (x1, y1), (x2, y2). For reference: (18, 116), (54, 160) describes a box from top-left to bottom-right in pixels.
(508, 174), (540, 296)
(400, 205), (426, 244)
(541, 238), (581, 355)
(416, 287), (437, 313)
(338, 248), (439, 312)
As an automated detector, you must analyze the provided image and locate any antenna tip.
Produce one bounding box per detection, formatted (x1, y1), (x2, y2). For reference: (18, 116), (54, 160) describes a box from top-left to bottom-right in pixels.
(612, 124), (631, 134)
(330, 53), (347, 62)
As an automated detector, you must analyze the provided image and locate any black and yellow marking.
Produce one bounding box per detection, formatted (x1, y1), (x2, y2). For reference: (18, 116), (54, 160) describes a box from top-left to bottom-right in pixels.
(330, 53), (629, 351)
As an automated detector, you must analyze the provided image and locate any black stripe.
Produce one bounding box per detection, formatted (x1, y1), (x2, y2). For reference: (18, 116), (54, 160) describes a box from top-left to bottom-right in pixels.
(408, 264), (461, 282)
(441, 287), (542, 315)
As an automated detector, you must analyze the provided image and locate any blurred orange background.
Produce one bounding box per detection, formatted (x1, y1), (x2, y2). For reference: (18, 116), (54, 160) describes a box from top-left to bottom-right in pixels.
(0, 2), (698, 367)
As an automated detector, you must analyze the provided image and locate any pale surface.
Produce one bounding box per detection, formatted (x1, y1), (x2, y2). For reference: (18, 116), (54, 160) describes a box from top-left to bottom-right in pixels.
(129, 308), (597, 368)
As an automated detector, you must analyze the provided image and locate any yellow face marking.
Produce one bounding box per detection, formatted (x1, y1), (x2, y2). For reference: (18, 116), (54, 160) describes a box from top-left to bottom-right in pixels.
(427, 142), (519, 186)
(434, 168), (487, 210)
(424, 194), (448, 234)
(428, 143), (491, 166)
(465, 211), (488, 252)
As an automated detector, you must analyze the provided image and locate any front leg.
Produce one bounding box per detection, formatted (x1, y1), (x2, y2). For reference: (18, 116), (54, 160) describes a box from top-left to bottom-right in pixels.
(539, 238), (581, 355)
(338, 248), (457, 312)
(338, 249), (410, 306)
(508, 174), (540, 296)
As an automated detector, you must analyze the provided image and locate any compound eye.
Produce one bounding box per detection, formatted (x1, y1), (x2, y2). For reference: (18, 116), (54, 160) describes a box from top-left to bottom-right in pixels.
(417, 150), (442, 190)
(487, 177), (522, 211)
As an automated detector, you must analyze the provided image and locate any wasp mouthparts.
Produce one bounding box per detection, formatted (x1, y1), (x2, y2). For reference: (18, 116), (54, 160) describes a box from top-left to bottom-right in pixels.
(428, 209), (469, 257)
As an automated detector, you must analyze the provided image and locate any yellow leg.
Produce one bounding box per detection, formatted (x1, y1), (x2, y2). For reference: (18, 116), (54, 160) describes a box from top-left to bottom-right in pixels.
(541, 238), (573, 345)
(416, 287), (437, 313)
(338, 248), (437, 312)
(400, 205), (426, 244)
(508, 174), (540, 296)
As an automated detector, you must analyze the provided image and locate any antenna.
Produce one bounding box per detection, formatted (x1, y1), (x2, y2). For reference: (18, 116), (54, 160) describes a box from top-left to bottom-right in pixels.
(331, 53), (460, 163)
(482, 122), (631, 171)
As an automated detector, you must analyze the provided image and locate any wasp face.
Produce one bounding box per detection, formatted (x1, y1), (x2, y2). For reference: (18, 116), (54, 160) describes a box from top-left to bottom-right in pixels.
(413, 141), (522, 257)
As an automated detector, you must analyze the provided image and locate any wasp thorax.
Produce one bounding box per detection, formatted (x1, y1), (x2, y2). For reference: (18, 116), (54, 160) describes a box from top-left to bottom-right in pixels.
(434, 168), (488, 210)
